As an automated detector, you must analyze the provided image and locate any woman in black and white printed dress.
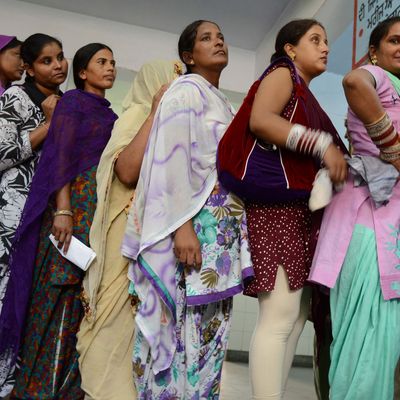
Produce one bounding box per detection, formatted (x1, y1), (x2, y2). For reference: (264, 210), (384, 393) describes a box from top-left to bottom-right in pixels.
(0, 33), (68, 397)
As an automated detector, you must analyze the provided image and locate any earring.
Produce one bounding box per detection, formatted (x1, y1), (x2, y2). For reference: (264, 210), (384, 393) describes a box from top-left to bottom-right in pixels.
(371, 55), (378, 65)
(190, 60), (195, 65)
(289, 53), (296, 61)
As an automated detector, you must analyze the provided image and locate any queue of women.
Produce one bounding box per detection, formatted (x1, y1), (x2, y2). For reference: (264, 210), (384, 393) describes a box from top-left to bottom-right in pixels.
(0, 15), (398, 400)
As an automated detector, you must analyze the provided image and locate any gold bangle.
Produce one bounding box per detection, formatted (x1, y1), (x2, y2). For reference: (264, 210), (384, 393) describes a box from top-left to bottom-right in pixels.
(53, 209), (73, 218)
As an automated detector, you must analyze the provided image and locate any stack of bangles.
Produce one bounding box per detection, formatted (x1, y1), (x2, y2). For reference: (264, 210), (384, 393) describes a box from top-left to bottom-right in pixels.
(53, 209), (73, 218)
(285, 123), (333, 159)
(365, 112), (400, 162)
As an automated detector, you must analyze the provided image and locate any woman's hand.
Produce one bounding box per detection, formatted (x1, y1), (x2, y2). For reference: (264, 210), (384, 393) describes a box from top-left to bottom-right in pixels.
(149, 84), (169, 116)
(173, 220), (202, 270)
(51, 214), (73, 253)
(322, 144), (348, 184)
(42, 94), (60, 122)
(30, 95), (60, 150)
(388, 157), (400, 172)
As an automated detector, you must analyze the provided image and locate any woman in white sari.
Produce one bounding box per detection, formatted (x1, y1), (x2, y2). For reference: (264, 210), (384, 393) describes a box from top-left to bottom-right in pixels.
(122, 20), (253, 399)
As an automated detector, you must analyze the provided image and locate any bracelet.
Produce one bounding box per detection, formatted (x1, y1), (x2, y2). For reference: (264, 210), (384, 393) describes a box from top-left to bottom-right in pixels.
(53, 209), (73, 218)
(365, 113), (400, 161)
(380, 152), (400, 162)
(365, 113), (397, 145)
(380, 143), (400, 161)
(365, 113), (390, 138)
(286, 124), (332, 160)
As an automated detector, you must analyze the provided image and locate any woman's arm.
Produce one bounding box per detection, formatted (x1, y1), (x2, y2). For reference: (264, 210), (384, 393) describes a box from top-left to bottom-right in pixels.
(114, 113), (155, 186)
(115, 85), (169, 187)
(28, 123), (50, 150)
(250, 67), (347, 183)
(343, 68), (400, 170)
(51, 182), (73, 253)
(29, 94), (60, 150)
(249, 67), (294, 146)
(0, 90), (34, 172)
(0, 92), (60, 172)
(342, 69), (384, 124)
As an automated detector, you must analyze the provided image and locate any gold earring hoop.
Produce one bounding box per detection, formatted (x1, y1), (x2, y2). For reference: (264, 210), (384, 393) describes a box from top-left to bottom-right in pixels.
(371, 55), (378, 65)
(289, 53), (296, 61)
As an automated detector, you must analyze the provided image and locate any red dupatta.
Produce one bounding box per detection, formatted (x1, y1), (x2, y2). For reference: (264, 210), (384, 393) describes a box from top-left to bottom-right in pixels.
(217, 58), (347, 201)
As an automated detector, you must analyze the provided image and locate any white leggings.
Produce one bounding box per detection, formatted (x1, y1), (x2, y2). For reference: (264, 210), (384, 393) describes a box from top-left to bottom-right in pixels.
(249, 266), (310, 400)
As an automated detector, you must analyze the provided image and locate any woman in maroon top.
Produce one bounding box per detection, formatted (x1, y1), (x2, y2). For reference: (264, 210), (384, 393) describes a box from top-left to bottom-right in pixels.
(242, 19), (347, 399)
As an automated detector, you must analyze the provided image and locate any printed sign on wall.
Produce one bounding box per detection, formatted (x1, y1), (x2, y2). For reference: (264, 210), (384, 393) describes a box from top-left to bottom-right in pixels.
(353, 0), (400, 68)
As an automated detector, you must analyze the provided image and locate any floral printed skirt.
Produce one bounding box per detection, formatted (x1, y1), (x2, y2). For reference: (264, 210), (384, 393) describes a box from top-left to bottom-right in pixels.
(133, 269), (232, 400)
(12, 166), (97, 400)
(131, 183), (253, 399)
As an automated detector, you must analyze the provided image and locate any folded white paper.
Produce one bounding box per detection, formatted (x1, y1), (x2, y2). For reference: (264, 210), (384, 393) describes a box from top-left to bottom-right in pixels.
(49, 234), (96, 271)
(308, 168), (333, 212)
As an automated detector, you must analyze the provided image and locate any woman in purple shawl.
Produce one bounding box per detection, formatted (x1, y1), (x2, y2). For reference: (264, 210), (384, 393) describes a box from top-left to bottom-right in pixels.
(0, 33), (67, 397)
(0, 35), (23, 95)
(4, 43), (117, 400)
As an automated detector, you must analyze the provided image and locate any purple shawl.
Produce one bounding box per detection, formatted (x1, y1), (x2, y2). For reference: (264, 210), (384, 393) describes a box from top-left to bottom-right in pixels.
(0, 89), (117, 366)
(0, 35), (15, 96)
(0, 35), (14, 50)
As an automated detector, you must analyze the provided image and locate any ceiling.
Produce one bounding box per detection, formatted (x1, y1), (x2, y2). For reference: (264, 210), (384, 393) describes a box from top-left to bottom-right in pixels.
(21, 0), (292, 50)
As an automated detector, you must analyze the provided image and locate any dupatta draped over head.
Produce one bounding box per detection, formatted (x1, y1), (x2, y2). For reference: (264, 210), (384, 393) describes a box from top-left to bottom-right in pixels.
(0, 89), (117, 367)
(0, 35), (16, 96)
(83, 60), (183, 324)
(0, 35), (14, 50)
(122, 73), (235, 374)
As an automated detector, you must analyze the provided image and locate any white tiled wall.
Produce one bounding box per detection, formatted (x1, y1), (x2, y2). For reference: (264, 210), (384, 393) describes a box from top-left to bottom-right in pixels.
(229, 294), (314, 356)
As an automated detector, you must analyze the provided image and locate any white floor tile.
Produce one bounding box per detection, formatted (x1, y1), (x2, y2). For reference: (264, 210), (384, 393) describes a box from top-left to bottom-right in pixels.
(220, 362), (317, 400)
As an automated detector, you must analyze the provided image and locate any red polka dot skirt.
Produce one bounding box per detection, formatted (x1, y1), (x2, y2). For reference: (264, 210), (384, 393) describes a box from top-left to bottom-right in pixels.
(244, 200), (312, 296)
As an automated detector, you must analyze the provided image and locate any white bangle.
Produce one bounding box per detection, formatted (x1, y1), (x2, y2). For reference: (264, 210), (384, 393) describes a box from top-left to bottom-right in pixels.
(286, 124), (332, 160)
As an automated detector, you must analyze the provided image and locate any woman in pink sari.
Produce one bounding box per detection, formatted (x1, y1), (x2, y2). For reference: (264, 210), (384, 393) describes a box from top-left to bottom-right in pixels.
(310, 16), (400, 400)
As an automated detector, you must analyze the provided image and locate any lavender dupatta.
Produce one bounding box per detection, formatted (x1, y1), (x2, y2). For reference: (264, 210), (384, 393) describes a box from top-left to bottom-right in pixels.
(122, 74), (235, 374)
(0, 89), (117, 366)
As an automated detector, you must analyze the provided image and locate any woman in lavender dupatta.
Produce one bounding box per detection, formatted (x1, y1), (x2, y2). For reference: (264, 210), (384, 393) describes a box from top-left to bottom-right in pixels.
(122, 20), (253, 399)
(3, 43), (117, 400)
(0, 35), (23, 95)
(0, 33), (67, 397)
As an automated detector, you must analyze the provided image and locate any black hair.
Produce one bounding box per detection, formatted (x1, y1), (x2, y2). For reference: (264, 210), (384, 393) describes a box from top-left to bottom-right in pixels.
(21, 33), (62, 66)
(369, 16), (400, 52)
(178, 19), (220, 73)
(271, 19), (324, 62)
(73, 42), (112, 90)
(0, 37), (22, 53)
(21, 34), (63, 83)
